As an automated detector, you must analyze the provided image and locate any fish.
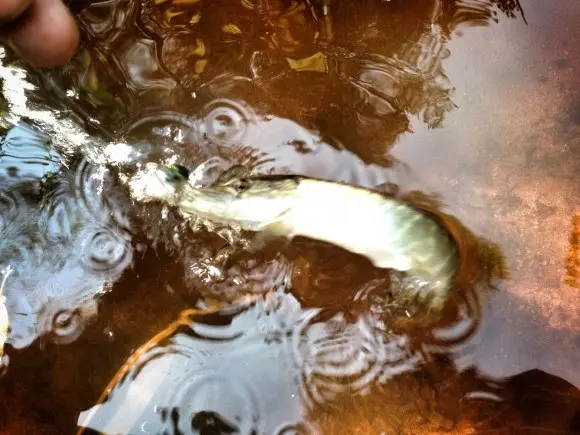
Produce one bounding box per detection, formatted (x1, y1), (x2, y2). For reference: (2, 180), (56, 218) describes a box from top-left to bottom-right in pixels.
(157, 164), (460, 314)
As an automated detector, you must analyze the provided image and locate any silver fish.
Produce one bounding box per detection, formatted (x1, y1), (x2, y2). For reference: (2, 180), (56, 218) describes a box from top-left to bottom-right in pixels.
(158, 164), (459, 313)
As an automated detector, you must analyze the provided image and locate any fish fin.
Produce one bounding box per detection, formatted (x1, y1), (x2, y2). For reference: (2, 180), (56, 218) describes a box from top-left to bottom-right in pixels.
(215, 165), (250, 183)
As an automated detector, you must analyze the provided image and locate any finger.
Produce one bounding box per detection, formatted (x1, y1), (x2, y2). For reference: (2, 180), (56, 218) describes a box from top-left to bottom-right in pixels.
(7, 0), (79, 68)
(0, 0), (32, 21)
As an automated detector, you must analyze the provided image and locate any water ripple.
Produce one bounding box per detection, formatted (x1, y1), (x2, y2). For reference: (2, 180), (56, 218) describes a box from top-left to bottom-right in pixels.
(0, 124), (134, 351)
(160, 369), (265, 434)
(37, 291), (99, 345)
(0, 186), (27, 235)
(119, 110), (203, 169)
(185, 250), (292, 304)
(5, 259), (104, 348)
(78, 292), (426, 434)
(76, 223), (133, 277)
(291, 312), (420, 408)
(74, 158), (113, 220)
(77, 297), (308, 434)
(0, 187), (37, 266)
(201, 98), (257, 148)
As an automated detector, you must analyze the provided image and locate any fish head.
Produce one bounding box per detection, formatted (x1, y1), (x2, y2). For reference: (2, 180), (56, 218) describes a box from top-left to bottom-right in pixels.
(148, 163), (193, 200)
(129, 163), (192, 204)
(188, 175), (301, 231)
(162, 164), (191, 185)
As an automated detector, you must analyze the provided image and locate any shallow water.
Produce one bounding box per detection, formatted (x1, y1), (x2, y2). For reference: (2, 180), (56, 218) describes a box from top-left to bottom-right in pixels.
(0, 0), (579, 433)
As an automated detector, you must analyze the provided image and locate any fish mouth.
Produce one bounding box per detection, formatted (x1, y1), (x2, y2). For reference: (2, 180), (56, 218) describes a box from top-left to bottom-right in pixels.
(129, 164), (184, 203)
(159, 165), (173, 176)
(159, 164), (190, 183)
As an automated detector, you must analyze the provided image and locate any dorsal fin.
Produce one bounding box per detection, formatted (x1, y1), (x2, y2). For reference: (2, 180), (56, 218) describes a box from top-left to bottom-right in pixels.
(214, 165), (250, 183)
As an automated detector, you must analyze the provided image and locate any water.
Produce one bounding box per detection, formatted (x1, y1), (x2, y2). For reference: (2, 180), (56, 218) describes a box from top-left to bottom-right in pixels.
(0, 0), (579, 433)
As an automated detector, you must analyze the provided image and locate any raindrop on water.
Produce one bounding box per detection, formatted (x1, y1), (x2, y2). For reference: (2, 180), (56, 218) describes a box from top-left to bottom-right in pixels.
(201, 98), (257, 147)
(289, 311), (421, 408)
(76, 224), (133, 277)
(42, 297), (98, 345)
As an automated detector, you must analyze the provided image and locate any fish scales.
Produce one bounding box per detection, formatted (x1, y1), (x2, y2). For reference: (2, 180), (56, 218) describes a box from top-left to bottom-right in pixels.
(156, 166), (460, 313)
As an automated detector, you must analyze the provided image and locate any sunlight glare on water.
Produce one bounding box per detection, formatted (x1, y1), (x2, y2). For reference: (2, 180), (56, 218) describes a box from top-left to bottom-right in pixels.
(0, 123), (133, 350)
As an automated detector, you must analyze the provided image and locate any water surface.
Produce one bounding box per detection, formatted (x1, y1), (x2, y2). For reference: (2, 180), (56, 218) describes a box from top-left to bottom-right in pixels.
(0, 0), (578, 433)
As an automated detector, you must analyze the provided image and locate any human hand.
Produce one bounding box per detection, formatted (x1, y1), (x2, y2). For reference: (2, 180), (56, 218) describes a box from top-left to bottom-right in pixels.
(1, 0), (79, 67)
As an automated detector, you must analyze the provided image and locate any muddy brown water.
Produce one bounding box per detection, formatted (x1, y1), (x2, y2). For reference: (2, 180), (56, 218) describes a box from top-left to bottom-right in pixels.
(0, 0), (579, 434)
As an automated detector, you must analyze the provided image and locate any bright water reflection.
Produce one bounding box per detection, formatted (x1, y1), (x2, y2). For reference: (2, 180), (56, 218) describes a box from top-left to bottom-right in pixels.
(0, 122), (133, 350)
(77, 292), (421, 434)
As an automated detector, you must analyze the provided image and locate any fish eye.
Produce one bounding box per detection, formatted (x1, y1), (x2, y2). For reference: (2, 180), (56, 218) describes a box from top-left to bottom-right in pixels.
(174, 164), (190, 178)
(234, 178), (251, 193)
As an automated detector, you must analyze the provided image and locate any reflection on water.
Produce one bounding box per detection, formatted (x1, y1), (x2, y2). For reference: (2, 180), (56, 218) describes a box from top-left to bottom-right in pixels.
(77, 292), (420, 434)
(76, 294), (580, 435)
(72, 292), (460, 433)
(26, 0), (524, 161)
(0, 0), (578, 434)
(0, 123), (133, 350)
